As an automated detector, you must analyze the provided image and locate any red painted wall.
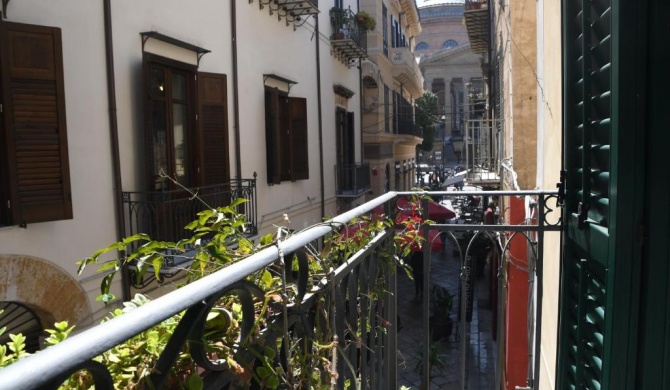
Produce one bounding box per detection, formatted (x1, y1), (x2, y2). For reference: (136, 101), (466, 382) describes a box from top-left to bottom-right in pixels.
(505, 196), (529, 389)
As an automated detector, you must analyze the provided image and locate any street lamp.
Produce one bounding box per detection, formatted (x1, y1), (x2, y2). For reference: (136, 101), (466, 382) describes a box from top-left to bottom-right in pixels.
(451, 135), (465, 166)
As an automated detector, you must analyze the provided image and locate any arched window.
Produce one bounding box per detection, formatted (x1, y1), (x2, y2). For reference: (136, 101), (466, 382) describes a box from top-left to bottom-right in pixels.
(442, 39), (458, 49)
(415, 41), (429, 51)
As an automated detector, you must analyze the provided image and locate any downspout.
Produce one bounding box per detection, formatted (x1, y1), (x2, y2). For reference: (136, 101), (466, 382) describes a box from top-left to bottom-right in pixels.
(315, 13), (325, 219)
(231, 1), (242, 180)
(103, 0), (129, 301)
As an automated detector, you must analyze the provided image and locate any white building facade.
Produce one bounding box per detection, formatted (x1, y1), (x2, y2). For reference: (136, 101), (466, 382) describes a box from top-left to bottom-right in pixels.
(0, 0), (366, 340)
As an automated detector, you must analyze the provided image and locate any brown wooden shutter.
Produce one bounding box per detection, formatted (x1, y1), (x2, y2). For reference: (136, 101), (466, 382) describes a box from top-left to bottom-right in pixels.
(197, 72), (229, 186)
(0, 21), (72, 225)
(265, 88), (281, 185)
(289, 97), (308, 181)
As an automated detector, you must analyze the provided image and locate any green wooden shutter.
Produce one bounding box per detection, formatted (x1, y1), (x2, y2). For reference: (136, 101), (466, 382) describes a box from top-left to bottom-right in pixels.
(198, 72), (229, 186)
(559, 0), (644, 388)
(289, 97), (308, 181)
(559, 0), (611, 388)
(0, 21), (72, 225)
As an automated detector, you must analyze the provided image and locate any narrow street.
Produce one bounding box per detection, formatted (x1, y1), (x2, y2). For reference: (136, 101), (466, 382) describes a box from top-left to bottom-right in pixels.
(396, 239), (497, 389)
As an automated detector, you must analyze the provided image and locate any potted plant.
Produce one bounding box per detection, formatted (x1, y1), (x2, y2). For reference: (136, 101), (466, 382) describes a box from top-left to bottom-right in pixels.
(414, 341), (448, 389)
(429, 285), (453, 341)
(355, 10), (376, 31)
(329, 7), (349, 39)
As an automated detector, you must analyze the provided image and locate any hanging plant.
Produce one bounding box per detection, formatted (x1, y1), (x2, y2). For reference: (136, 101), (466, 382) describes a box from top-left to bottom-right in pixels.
(355, 11), (376, 31)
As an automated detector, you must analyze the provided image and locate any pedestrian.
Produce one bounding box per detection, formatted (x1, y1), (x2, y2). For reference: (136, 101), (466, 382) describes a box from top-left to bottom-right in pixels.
(409, 251), (424, 301)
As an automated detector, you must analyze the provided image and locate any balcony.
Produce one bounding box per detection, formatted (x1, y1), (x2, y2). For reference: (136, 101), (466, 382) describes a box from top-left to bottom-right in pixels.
(390, 46), (423, 97)
(121, 178), (257, 277)
(397, 122), (423, 138)
(251, 0), (320, 30)
(335, 163), (371, 197)
(1, 189), (561, 390)
(464, 119), (499, 186)
(330, 7), (367, 67)
(464, 0), (489, 54)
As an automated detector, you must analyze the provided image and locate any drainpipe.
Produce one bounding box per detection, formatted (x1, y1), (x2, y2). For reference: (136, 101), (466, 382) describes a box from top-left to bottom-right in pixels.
(315, 13), (325, 219)
(231, 1), (242, 180)
(103, 0), (129, 301)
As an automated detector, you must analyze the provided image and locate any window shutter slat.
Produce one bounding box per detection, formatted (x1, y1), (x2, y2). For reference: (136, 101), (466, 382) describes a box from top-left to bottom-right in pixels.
(265, 89), (281, 185)
(289, 97), (308, 181)
(198, 73), (229, 186)
(1, 21), (72, 225)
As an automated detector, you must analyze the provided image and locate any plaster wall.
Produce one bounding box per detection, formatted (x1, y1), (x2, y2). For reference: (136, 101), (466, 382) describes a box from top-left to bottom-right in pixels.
(536, 0), (563, 388)
(509, 0), (537, 190)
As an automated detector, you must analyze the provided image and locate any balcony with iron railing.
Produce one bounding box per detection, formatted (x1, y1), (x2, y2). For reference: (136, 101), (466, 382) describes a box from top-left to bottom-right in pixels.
(335, 163), (371, 198)
(464, 0), (489, 54)
(464, 119), (500, 185)
(329, 7), (367, 66)
(0, 189), (561, 390)
(250, 0), (319, 30)
(121, 176), (257, 279)
(390, 46), (423, 97)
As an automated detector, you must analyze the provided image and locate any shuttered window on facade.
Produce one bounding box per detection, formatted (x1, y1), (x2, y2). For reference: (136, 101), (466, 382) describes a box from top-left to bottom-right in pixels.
(0, 21), (72, 226)
(264, 88), (308, 185)
(198, 73), (230, 186)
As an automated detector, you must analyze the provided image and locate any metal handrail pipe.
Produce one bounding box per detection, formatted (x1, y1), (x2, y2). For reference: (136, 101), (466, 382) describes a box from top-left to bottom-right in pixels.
(430, 224), (562, 232)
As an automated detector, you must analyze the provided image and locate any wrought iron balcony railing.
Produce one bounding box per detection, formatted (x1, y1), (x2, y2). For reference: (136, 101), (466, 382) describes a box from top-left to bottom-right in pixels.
(122, 176), (258, 249)
(0, 189), (561, 390)
(397, 122), (423, 137)
(330, 7), (367, 66)
(335, 163), (371, 197)
(464, 0), (489, 54)
(250, 0), (319, 30)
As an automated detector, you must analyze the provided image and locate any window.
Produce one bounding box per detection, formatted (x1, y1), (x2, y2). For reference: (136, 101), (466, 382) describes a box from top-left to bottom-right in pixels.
(334, 0), (343, 9)
(415, 42), (429, 51)
(264, 88), (308, 184)
(143, 55), (229, 191)
(442, 39), (458, 49)
(382, 4), (388, 56)
(0, 21), (72, 226)
(384, 84), (390, 133)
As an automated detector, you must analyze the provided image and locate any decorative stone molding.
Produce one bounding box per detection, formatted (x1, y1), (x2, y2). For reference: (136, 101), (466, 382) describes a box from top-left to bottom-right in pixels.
(0, 255), (90, 329)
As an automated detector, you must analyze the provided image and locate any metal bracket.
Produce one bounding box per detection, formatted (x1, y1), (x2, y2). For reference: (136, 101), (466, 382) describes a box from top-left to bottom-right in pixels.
(556, 169), (566, 206)
(577, 202), (589, 230)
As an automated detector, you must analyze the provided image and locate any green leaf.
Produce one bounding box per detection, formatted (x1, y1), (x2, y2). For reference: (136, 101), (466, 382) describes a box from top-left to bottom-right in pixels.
(96, 260), (120, 274)
(261, 270), (274, 289)
(257, 366), (270, 379)
(260, 234), (275, 246)
(96, 293), (116, 304)
(121, 233), (151, 246)
(186, 373), (204, 390)
(100, 273), (115, 296)
(264, 346), (276, 361)
(265, 375), (279, 389)
(229, 198), (249, 208)
(152, 257), (163, 279)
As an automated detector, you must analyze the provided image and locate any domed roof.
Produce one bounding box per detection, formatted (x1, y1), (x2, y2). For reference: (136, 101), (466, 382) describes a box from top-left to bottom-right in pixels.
(418, 0), (465, 8)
